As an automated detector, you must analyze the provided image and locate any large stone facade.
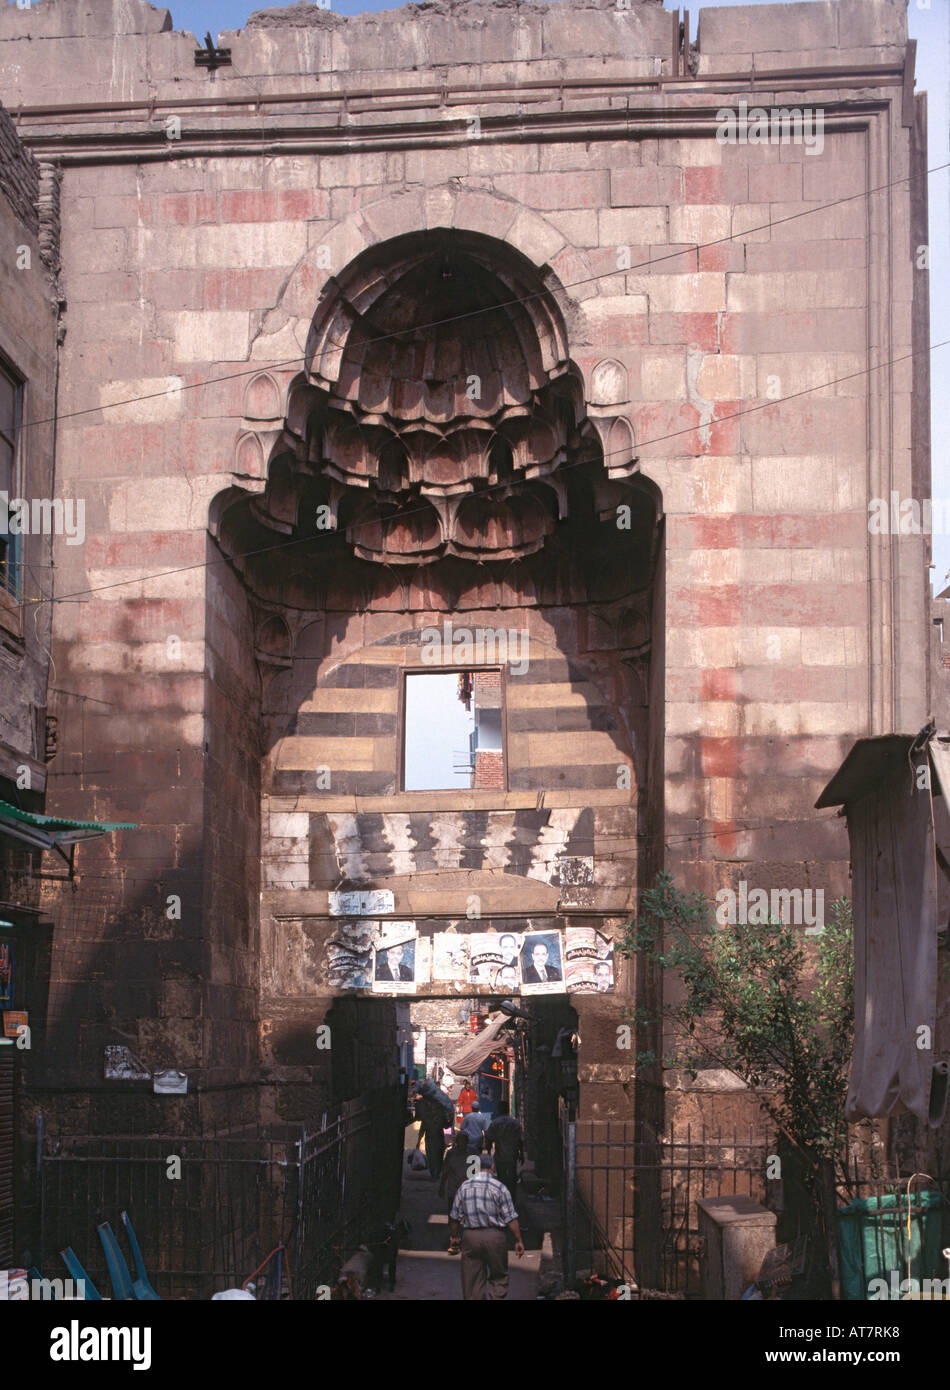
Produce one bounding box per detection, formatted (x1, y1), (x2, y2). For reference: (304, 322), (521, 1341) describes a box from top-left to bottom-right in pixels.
(0, 98), (59, 1266)
(0, 0), (931, 1221)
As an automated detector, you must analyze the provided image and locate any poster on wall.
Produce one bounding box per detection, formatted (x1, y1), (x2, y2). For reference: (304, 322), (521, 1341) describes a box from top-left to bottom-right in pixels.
(469, 931), (525, 990)
(372, 923), (419, 994)
(324, 919), (375, 990)
(520, 930), (566, 994)
(565, 928), (615, 993)
(432, 933), (471, 982)
(329, 889), (395, 917)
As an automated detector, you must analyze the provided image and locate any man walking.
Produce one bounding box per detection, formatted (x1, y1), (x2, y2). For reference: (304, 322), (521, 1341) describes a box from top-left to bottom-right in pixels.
(450, 1153), (525, 1300)
(414, 1081), (448, 1179)
(485, 1113), (524, 1199)
(459, 1099), (489, 1154)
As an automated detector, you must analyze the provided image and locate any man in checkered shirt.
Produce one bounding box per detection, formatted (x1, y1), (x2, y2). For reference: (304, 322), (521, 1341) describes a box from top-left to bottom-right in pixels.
(449, 1152), (526, 1299)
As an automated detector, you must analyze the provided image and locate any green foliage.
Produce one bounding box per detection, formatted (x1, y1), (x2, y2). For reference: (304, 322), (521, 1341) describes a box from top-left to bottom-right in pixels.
(618, 872), (854, 1184)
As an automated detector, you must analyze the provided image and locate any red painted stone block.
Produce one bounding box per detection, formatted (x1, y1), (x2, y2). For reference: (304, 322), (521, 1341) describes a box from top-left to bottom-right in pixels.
(648, 312), (720, 351)
(203, 267), (288, 310)
(141, 192), (217, 225)
(217, 189), (329, 222)
(684, 166), (749, 205)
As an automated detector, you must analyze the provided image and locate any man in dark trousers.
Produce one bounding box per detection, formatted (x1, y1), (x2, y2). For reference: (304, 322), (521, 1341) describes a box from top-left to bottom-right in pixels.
(439, 1132), (471, 1254)
(450, 1153), (525, 1300)
(485, 1113), (524, 1199)
(414, 1081), (448, 1179)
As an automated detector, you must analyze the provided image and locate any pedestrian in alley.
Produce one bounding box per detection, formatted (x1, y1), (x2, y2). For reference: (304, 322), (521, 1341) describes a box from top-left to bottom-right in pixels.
(459, 1099), (489, 1154)
(458, 1079), (477, 1115)
(439, 1131), (471, 1255)
(450, 1153), (525, 1300)
(415, 1079), (454, 1178)
(485, 1113), (524, 1199)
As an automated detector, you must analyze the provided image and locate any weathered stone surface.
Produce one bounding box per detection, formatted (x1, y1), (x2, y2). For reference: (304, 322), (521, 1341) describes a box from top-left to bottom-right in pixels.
(0, 2), (930, 1243)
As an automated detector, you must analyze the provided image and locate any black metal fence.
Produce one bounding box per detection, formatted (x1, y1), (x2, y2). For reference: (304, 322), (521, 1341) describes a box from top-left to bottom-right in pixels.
(38, 1090), (403, 1299)
(561, 1113), (773, 1294)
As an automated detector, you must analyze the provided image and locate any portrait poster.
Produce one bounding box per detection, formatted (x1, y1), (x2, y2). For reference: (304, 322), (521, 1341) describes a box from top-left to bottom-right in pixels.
(324, 919), (374, 990)
(469, 932), (501, 986)
(492, 929), (522, 993)
(372, 922), (418, 994)
(520, 930), (566, 995)
(372, 920), (417, 953)
(432, 933), (471, 982)
(565, 928), (615, 993)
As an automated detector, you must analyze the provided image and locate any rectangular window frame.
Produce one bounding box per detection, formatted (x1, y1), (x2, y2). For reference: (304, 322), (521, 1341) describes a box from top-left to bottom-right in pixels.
(399, 664), (508, 794)
(0, 358), (24, 619)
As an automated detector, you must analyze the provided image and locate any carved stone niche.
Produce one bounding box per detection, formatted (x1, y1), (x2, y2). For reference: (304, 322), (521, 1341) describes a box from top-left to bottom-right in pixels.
(586, 413), (638, 479)
(255, 614), (293, 674)
(589, 358), (629, 408)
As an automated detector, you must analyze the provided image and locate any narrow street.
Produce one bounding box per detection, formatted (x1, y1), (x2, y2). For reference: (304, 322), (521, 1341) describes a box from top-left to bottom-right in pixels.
(374, 1135), (555, 1301)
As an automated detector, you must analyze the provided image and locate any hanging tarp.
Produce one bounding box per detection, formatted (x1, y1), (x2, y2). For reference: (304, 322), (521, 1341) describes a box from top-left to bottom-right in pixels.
(840, 748), (937, 1122)
(447, 1011), (511, 1075)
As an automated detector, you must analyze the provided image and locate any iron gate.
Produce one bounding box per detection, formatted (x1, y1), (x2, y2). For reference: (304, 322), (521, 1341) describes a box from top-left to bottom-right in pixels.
(561, 1110), (773, 1294)
(37, 1090), (403, 1299)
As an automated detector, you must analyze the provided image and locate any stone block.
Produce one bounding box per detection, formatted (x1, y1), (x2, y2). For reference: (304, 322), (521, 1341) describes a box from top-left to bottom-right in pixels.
(698, 2), (837, 56)
(802, 159), (867, 202)
(140, 193), (217, 226)
(453, 190), (517, 240)
(160, 310), (249, 364)
(97, 377), (185, 424)
(492, 170), (609, 211)
(730, 203), (772, 243)
(218, 189), (329, 222)
(543, 209), (599, 246)
(581, 294), (650, 348)
(683, 165), (750, 204)
(628, 271), (725, 313)
(318, 152), (405, 187)
(404, 146), (471, 184)
(747, 163), (804, 204)
(610, 166), (683, 207)
(838, 0), (907, 47)
(697, 1196), (776, 1301)
(502, 208), (563, 265)
(361, 192), (427, 245)
(649, 312), (720, 352)
(639, 351), (687, 401)
(598, 207), (668, 246)
(669, 204), (731, 244)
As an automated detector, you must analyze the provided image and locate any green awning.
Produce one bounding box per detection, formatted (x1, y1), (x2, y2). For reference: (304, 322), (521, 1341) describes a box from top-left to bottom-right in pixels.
(0, 799), (136, 851)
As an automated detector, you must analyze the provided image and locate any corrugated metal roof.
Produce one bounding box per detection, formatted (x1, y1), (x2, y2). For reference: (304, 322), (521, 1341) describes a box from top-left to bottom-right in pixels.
(0, 800), (135, 833)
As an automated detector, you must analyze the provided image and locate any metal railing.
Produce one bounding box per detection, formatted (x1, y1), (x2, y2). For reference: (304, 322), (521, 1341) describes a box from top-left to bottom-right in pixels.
(37, 1089), (403, 1299)
(562, 1113), (773, 1294)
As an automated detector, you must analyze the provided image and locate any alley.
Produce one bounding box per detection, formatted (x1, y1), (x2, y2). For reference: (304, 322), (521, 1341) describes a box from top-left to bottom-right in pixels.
(375, 1145), (551, 1302)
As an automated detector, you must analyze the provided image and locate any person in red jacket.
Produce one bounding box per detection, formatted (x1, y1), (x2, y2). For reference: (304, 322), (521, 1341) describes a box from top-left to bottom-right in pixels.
(458, 1080), (477, 1116)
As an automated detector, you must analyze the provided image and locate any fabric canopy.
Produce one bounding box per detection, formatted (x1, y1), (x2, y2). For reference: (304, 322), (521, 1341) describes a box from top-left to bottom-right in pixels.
(447, 1012), (511, 1075)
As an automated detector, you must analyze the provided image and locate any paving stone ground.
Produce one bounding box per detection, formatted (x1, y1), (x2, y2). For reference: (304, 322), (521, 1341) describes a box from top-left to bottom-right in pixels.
(373, 1154), (548, 1302)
